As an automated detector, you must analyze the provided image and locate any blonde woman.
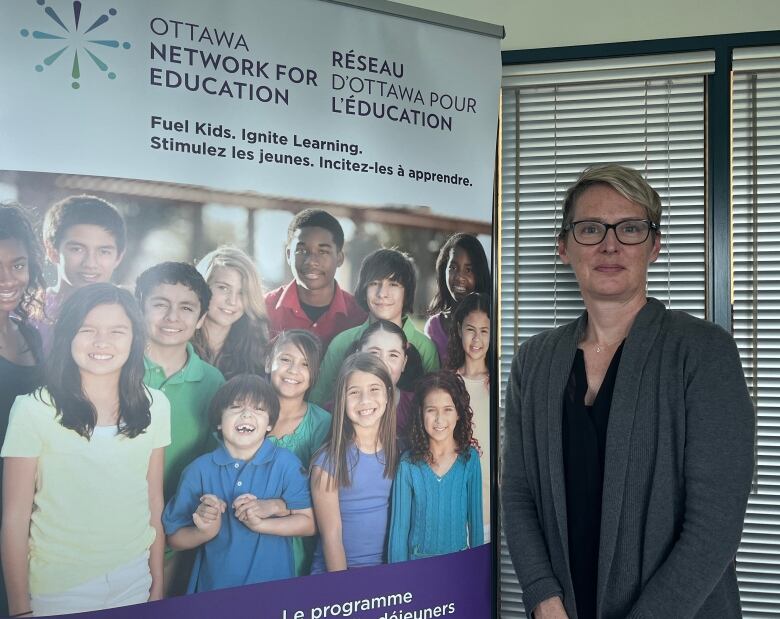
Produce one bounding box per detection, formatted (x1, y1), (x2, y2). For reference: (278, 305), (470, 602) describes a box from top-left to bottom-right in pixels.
(193, 247), (270, 379)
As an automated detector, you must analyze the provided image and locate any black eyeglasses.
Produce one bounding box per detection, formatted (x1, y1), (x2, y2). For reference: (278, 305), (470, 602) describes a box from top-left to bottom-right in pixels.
(564, 219), (658, 245)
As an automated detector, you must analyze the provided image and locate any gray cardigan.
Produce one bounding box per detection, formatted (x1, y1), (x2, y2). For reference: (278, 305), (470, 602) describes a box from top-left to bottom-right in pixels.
(501, 298), (755, 619)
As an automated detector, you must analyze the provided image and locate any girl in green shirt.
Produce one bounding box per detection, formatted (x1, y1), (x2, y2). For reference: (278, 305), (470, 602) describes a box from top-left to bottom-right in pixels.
(266, 329), (331, 575)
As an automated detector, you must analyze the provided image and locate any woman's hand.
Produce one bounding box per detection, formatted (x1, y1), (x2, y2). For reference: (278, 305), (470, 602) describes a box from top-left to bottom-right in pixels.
(533, 597), (569, 619)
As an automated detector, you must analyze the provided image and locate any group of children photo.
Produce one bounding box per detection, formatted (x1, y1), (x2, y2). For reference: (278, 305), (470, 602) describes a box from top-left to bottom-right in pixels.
(0, 194), (493, 617)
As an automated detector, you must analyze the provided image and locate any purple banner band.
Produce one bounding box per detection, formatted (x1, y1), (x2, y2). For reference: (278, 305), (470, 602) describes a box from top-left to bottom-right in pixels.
(58, 544), (493, 619)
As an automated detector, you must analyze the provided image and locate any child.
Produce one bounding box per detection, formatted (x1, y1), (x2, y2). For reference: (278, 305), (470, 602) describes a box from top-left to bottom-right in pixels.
(0, 204), (46, 448)
(36, 195), (126, 353)
(135, 261), (225, 596)
(265, 209), (366, 349)
(135, 262), (225, 502)
(387, 371), (483, 562)
(310, 352), (398, 572)
(0, 204), (46, 616)
(346, 319), (423, 437)
(447, 292), (491, 541)
(1, 284), (170, 616)
(311, 248), (439, 406)
(425, 234), (490, 367)
(162, 375), (314, 592)
(266, 329), (331, 575)
(193, 246), (271, 380)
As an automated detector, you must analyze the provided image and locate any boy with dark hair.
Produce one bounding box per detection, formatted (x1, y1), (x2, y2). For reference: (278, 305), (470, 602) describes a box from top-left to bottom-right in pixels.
(264, 209), (366, 349)
(163, 375), (313, 592)
(135, 261), (226, 596)
(309, 248), (439, 405)
(135, 262), (225, 502)
(36, 195), (126, 351)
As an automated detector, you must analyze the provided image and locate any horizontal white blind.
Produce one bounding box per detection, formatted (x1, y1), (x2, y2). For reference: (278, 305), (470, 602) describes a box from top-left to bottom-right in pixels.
(733, 45), (780, 72)
(502, 51), (714, 87)
(731, 53), (780, 619)
(499, 54), (707, 618)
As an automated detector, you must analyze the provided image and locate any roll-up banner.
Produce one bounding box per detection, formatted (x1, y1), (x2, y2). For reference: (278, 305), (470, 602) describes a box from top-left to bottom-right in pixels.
(0, 1), (501, 617)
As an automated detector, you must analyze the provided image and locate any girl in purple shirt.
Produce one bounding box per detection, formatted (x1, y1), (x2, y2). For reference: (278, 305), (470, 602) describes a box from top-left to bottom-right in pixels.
(424, 234), (490, 367)
(310, 353), (398, 572)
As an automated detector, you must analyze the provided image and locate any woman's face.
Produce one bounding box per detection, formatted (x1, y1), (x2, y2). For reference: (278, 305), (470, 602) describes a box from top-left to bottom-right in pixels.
(446, 246), (476, 302)
(557, 184), (660, 306)
(71, 303), (133, 379)
(206, 266), (245, 328)
(460, 310), (490, 364)
(361, 330), (407, 386)
(0, 238), (30, 315)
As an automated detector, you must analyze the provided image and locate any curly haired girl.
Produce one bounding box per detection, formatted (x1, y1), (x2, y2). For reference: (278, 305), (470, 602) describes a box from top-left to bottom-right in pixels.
(387, 370), (483, 562)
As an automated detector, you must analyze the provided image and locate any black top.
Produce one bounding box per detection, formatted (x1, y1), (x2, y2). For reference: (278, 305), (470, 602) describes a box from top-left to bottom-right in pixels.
(562, 342), (624, 619)
(0, 319), (44, 442)
(300, 299), (331, 323)
(0, 321), (42, 619)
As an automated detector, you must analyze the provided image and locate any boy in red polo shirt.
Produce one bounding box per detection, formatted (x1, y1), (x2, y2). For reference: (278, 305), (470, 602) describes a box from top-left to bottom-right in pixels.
(265, 209), (366, 349)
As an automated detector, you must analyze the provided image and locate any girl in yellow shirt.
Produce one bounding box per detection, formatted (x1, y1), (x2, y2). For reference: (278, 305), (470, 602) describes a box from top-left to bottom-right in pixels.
(1, 284), (171, 617)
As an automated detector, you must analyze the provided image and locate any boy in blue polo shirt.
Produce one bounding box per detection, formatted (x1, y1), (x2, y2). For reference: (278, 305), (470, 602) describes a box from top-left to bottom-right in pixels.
(162, 375), (314, 592)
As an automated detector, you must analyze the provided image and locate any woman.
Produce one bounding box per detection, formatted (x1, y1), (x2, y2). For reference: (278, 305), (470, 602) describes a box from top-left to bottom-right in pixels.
(501, 164), (754, 619)
(193, 246), (270, 379)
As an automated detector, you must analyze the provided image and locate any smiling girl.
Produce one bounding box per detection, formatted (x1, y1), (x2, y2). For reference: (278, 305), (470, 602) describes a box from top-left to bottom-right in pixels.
(0, 204), (45, 452)
(0, 204), (46, 616)
(266, 330), (330, 575)
(425, 234), (490, 367)
(310, 352), (398, 572)
(447, 292), (491, 540)
(347, 320), (423, 438)
(193, 246), (270, 379)
(1, 284), (170, 616)
(388, 371), (483, 562)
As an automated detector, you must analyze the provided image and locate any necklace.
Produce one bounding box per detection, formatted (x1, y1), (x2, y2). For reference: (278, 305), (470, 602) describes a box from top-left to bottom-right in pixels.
(593, 338), (624, 353)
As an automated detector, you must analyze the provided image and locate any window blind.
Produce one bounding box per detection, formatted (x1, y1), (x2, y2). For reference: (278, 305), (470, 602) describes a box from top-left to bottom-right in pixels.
(499, 52), (712, 617)
(731, 45), (780, 619)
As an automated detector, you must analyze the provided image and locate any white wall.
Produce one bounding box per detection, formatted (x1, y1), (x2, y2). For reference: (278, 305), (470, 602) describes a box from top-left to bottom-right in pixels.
(396, 0), (780, 50)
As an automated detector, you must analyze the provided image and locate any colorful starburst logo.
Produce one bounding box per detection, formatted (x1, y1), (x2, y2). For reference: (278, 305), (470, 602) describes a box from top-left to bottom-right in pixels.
(20, 0), (131, 89)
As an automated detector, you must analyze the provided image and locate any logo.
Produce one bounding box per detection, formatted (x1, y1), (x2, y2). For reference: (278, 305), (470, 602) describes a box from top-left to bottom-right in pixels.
(20, 0), (131, 89)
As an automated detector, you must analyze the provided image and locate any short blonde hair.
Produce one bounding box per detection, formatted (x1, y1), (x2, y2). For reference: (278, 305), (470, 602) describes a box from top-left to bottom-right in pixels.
(558, 163), (662, 239)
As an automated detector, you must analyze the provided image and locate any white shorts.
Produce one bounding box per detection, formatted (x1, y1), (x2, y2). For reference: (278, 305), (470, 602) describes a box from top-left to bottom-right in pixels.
(30, 552), (151, 616)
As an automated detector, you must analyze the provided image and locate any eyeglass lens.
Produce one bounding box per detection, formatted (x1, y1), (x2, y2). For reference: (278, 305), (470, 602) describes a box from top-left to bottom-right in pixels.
(572, 220), (651, 245)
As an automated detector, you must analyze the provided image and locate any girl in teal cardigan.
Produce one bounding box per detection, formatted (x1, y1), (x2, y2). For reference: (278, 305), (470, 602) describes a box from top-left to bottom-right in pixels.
(387, 371), (483, 562)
